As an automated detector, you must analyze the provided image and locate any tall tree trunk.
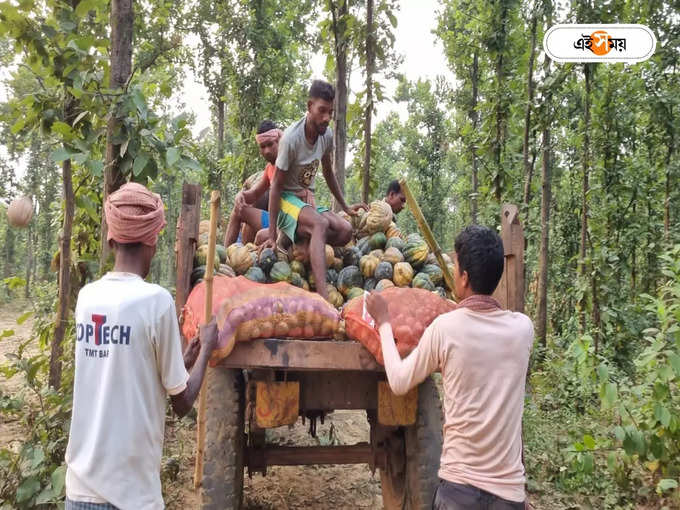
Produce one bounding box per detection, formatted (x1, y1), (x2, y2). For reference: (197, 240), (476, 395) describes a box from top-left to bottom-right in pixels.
(50, 0), (80, 389)
(362, 0), (374, 204)
(50, 113), (76, 389)
(664, 142), (673, 242)
(217, 99), (225, 160)
(331, 0), (348, 211)
(591, 238), (601, 353)
(522, 14), (538, 210)
(470, 51), (479, 223)
(536, 55), (552, 350)
(578, 64), (592, 332)
(24, 223), (32, 299)
(492, 2), (509, 202)
(100, 0), (134, 269)
(213, 98), (225, 192)
(3, 226), (14, 280)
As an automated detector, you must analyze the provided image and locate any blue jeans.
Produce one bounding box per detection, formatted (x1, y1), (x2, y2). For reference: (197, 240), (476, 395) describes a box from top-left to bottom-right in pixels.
(433, 480), (525, 510)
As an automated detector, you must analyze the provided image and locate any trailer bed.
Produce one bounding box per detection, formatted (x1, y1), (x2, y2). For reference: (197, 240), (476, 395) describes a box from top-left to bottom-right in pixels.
(217, 338), (383, 372)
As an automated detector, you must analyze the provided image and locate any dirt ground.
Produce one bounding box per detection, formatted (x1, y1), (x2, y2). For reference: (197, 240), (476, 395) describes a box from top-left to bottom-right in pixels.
(163, 410), (383, 509)
(0, 298), (39, 454)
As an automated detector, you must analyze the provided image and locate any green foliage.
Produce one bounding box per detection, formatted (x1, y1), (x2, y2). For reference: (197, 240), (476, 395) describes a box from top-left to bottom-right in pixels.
(0, 284), (73, 508)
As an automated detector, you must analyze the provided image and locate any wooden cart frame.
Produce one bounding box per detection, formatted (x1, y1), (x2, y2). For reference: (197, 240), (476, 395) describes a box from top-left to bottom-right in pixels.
(175, 184), (525, 510)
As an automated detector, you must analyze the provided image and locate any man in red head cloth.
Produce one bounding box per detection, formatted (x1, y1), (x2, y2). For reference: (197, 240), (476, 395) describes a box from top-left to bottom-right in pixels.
(64, 182), (219, 510)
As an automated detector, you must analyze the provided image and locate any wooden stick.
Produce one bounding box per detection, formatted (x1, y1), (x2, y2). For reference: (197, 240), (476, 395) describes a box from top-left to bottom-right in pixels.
(193, 190), (221, 490)
(399, 179), (456, 293)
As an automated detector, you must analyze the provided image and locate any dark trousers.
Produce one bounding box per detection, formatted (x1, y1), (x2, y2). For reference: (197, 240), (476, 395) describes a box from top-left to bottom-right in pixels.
(433, 479), (525, 510)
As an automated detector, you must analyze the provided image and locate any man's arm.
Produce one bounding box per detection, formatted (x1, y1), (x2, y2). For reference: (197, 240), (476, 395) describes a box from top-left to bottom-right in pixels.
(170, 321), (218, 418)
(242, 174), (270, 205)
(366, 292), (440, 395)
(265, 169), (285, 247)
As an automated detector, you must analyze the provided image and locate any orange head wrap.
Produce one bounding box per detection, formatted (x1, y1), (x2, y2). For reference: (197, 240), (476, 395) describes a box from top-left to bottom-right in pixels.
(105, 182), (166, 247)
(255, 128), (283, 145)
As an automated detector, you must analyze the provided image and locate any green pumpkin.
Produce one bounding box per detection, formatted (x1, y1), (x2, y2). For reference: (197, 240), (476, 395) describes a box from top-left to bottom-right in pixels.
(376, 279), (395, 291)
(191, 266), (207, 286)
(435, 286), (447, 298)
(291, 272), (304, 288)
(216, 244), (228, 264)
(290, 260), (307, 278)
(245, 266), (266, 283)
(403, 236), (429, 268)
(328, 288), (345, 308)
(270, 261), (293, 283)
(327, 268), (339, 286)
(412, 272), (435, 291)
(364, 278), (377, 291)
(374, 261), (394, 281)
(405, 233), (423, 244)
(421, 264), (444, 286)
(356, 236), (372, 255)
(343, 246), (362, 267)
(195, 245), (221, 269)
(258, 248), (277, 274)
(337, 265), (363, 296)
(385, 237), (406, 252)
(346, 287), (365, 301)
(360, 254), (380, 279)
(369, 232), (387, 251)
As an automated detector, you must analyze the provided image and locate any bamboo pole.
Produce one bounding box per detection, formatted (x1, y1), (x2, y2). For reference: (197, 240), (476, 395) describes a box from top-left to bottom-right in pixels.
(193, 190), (220, 490)
(399, 179), (456, 293)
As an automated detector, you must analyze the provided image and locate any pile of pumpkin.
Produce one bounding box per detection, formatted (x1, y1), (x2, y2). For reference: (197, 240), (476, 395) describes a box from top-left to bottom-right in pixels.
(190, 201), (454, 310)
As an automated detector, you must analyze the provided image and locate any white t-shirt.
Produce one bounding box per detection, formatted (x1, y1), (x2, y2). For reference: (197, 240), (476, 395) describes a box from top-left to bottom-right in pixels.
(275, 115), (333, 192)
(65, 272), (189, 509)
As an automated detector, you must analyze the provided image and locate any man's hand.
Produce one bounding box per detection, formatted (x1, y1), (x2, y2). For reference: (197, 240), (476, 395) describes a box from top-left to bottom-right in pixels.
(258, 237), (276, 254)
(366, 292), (390, 327)
(199, 318), (219, 354)
(234, 191), (247, 215)
(344, 203), (368, 217)
(182, 339), (201, 371)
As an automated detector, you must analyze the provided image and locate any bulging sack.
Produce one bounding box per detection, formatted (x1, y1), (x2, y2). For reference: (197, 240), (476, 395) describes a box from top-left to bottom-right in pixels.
(342, 287), (456, 365)
(181, 276), (342, 362)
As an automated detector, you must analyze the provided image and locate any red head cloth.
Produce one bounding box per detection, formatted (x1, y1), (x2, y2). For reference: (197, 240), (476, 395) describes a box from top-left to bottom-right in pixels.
(255, 128), (283, 145)
(105, 182), (166, 247)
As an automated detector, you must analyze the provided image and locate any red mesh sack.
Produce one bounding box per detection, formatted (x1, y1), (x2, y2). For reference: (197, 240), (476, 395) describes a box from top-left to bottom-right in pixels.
(180, 275), (240, 342)
(181, 276), (342, 362)
(342, 287), (457, 365)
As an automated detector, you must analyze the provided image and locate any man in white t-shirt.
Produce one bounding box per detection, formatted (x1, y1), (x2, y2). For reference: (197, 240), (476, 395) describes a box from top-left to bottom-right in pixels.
(367, 225), (533, 509)
(65, 183), (218, 510)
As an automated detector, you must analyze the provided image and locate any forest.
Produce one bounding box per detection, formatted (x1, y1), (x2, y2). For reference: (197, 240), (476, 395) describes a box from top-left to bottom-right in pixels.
(0, 0), (679, 508)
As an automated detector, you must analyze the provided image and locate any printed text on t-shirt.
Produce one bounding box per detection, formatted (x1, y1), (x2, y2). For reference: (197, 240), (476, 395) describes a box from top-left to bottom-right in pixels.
(76, 313), (132, 354)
